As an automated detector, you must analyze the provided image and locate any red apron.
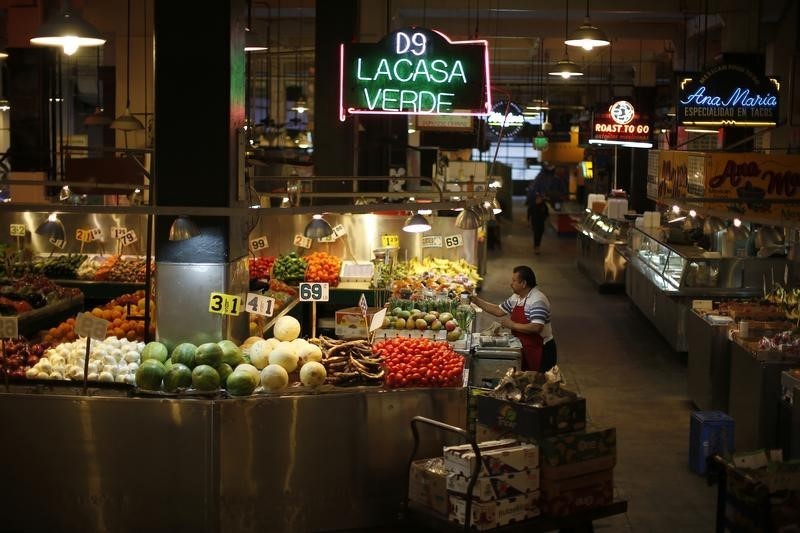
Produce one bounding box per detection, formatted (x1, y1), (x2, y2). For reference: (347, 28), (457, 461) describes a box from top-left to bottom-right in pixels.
(511, 304), (543, 371)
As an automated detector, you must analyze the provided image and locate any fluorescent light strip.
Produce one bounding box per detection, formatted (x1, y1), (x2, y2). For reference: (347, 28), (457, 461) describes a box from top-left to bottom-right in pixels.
(588, 139), (653, 148)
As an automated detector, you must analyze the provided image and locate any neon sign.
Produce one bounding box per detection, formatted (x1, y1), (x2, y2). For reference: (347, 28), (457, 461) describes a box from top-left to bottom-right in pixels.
(677, 64), (780, 126)
(591, 99), (651, 144)
(340, 27), (491, 120)
(486, 101), (525, 138)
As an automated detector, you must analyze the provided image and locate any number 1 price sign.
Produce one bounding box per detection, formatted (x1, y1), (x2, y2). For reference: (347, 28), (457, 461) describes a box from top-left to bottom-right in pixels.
(0, 317), (18, 392)
(299, 282), (329, 337)
(75, 312), (111, 395)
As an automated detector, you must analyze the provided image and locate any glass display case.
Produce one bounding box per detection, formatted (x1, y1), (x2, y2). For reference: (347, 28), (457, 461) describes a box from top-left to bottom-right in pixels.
(575, 212), (630, 289)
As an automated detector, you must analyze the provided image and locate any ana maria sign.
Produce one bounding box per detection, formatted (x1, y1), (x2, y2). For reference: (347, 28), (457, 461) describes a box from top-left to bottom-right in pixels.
(677, 64), (780, 126)
(339, 27), (491, 120)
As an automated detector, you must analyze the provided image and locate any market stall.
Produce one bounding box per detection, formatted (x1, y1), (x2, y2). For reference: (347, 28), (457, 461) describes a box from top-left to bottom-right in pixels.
(575, 212), (629, 290)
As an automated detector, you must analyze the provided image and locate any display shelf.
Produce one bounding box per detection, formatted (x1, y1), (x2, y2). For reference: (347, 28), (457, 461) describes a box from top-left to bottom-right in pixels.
(51, 279), (145, 303)
(16, 295), (85, 337)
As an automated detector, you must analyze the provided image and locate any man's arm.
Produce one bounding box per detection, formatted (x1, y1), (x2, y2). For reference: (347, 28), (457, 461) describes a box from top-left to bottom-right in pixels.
(469, 294), (506, 317)
(497, 317), (543, 335)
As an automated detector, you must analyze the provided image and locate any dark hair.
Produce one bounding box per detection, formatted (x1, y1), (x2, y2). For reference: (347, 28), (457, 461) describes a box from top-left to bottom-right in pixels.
(513, 265), (537, 288)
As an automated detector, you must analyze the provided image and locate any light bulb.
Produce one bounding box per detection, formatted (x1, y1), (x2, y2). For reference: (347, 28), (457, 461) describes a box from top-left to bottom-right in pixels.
(582, 43), (593, 51)
(560, 72), (570, 79)
(62, 36), (80, 55)
(689, 210), (697, 218)
(733, 218), (742, 227)
(672, 205), (681, 214)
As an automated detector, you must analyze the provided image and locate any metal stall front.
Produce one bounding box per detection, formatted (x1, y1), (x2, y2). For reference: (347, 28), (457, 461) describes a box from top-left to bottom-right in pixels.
(575, 212), (629, 290)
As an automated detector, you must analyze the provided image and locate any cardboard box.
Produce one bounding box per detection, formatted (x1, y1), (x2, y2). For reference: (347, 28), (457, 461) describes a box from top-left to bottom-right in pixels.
(444, 440), (538, 478)
(334, 307), (379, 339)
(448, 492), (540, 530)
(447, 469), (540, 502)
(477, 395), (586, 439)
(408, 458), (448, 516)
(541, 469), (614, 517)
(538, 427), (617, 480)
(475, 422), (515, 443)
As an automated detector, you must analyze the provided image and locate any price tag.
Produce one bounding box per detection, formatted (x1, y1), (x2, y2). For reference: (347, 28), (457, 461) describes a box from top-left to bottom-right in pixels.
(75, 312), (110, 341)
(245, 292), (275, 317)
(90, 228), (103, 240)
(208, 292), (243, 316)
(369, 307), (387, 332)
(293, 234), (312, 249)
(249, 235), (269, 252)
(75, 228), (94, 242)
(444, 234), (463, 249)
(422, 235), (443, 248)
(299, 282), (329, 302)
(9, 224), (25, 237)
(49, 237), (66, 249)
(0, 317), (19, 339)
(381, 234), (400, 248)
(358, 293), (368, 316)
(111, 227), (128, 239)
(318, 234), (338, 243)
(119, 229), (138, 246)
(332, 224), (346, 238)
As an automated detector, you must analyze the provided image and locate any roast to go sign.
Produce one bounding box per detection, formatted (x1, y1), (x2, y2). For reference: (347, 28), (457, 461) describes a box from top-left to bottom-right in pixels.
(592, 99), (651, 144)
(340, 27), (491, 119)
(677, 64), (780, 126)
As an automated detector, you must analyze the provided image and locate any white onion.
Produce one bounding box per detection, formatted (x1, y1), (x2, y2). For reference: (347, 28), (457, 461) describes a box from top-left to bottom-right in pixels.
(99, 371), (114, 382)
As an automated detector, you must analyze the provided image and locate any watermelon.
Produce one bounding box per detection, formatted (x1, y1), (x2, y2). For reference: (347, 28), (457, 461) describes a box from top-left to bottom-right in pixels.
(164, 358), (173, 371)
(135, 359), (166, 391)
(195, 343), (223, 368)
(217, 363), (233, 386)
(163, 363), (192, 392)
(218, 340), (245, 367)
(171, 342), (197, 368)
(141, 341), (169, 363)
(191, 364), (220, 391)
(227, 370), (257, 396)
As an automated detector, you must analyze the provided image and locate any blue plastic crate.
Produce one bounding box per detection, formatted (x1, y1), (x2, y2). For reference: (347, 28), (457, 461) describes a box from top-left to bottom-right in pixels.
(689, 410), (735, 475)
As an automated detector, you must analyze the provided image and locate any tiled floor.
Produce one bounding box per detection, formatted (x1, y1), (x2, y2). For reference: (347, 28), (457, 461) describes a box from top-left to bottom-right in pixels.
(473, 198), (718, 532)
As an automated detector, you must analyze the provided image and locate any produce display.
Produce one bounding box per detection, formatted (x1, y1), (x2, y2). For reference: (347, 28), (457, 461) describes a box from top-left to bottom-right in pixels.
(304, 251), (341, 285)
(0, 275), (82, 316)
(374, 337), (464, 388)
(249, 256), (276, 280)
(765, 284), (800, 320)
(310, 336), (385, 386)
(25, 336), (144, 383)
(380, 297), (474, 341)
(390, 257), (480, 298)
(0, 337), (51, 378)
(757, 330), (800, 356)
(272, 252), (308, 285)
(42, 290), (154, 344)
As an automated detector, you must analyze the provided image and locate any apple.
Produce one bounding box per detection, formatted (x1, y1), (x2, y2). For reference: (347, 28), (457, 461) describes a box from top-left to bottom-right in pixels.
(444, 320), (458, 332)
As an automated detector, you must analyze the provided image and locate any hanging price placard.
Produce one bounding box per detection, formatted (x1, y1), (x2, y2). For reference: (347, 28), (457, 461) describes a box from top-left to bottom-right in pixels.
(9, 224), (25, 237)
(331, 224), (346, 238)
(49, 237), (66, 249)
(318, 234), (338, 243)
(422, 235), (443, 248)
(245, 292), (276, 317)
(249, 235), (269, 252)
(119, 229), (138, 246)
(75, 312), (110, 341)
(444, 234), (463, 249)
(75, 228), (95, 242)
(293, 234), (312, 249)
(369, 307), (387, 332)
(208, 292), (243, 316)
(111, 227), (128, 239)
(299, 282), (329, 302)
(358, 293), (368, 316)
(90, 228), (103, 240)
(0, 317), (19, 339)
(381, 234), (400, 248)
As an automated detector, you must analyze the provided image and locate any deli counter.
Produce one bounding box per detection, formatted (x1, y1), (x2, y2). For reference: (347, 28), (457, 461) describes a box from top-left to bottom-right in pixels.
(575, 212), (629, 290)
(624, 227), (795, 352)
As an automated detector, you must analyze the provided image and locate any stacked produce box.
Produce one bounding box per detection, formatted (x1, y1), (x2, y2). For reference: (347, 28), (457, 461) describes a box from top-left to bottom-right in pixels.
(474, 370), (618, 518)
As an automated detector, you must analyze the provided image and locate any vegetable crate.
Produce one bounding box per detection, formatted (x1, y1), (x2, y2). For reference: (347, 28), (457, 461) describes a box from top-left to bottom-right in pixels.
(689, 411), (735, 476)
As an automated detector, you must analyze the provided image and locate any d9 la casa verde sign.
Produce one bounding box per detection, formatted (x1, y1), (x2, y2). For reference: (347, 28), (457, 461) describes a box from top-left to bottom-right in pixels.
(339, 27), (491, 119)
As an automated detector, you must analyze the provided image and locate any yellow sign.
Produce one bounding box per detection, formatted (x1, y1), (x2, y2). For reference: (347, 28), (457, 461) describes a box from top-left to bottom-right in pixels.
(75, 228), (95, 242)
(381, 234), (400, 248)
(208, 292), (243, 316)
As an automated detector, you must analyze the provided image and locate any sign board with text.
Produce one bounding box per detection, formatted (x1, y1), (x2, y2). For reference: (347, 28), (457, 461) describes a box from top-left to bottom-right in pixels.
(340, 27), (491, 119)
(591, 99), (651, 144)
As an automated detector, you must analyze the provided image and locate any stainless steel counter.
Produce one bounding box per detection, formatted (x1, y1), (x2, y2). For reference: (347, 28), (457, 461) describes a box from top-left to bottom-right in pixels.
(575, 214), (628, 290)
(0, 387), (466, 533)
(686, 310), (734, 411)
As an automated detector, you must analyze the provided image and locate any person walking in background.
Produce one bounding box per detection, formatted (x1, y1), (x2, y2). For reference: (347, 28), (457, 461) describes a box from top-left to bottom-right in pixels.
(470, 265), (557, 372)
(527, 190), (549, 254)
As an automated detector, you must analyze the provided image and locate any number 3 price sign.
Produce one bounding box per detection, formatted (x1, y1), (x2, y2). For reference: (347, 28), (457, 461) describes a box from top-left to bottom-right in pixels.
(299, 282), (329, 337)
(0, 317), (19, 391)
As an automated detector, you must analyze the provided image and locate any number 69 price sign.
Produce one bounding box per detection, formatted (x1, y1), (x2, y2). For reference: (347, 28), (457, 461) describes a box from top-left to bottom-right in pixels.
(299, 282), (329, 302)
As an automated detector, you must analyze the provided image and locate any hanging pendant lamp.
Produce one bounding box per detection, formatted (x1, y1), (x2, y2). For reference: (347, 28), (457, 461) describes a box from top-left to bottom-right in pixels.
(550, 0), (583, 79)
(402, 213), (432, 233)
(565, 0), (610, 51)
(111, 0), (143, 131)
(31, 2), (106, 56)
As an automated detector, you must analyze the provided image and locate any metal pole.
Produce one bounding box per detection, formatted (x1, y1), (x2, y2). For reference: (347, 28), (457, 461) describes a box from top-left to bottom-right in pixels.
(613, 144), (618, 190)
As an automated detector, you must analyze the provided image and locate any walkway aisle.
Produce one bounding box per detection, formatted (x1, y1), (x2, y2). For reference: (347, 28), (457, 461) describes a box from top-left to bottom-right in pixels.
(477, 199), (717, 532)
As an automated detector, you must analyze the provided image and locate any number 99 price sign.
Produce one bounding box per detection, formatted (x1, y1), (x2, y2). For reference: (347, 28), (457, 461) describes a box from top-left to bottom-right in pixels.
(299, 282), (329, 302)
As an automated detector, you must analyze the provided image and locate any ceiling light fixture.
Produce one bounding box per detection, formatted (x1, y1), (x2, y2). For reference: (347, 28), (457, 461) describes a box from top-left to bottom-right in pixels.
(565, 0), (610, 51)
(455, 206), (482, 230)
(111, 0), (144, 132)
(169, 216), (201, 241)
(35, 213), (66, 241)
(304, 214), (333, 238)
(402, 213), (432, 233)
(550, 0), (583, 79)
(30, 1), (106, 56)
